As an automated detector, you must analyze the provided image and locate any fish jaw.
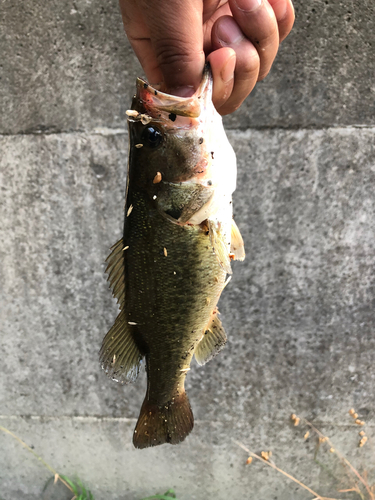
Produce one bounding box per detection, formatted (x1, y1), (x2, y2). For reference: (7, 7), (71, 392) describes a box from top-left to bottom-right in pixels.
(135, 64), (212, 119)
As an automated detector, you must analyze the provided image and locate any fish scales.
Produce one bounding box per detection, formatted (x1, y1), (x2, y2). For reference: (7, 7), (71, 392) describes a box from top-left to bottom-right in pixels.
(100, 65), (245, 449)
(125, 190), (226, 400)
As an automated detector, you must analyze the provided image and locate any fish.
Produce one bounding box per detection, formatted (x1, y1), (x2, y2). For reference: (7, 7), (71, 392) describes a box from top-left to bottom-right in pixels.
(99, 65), (245, 449)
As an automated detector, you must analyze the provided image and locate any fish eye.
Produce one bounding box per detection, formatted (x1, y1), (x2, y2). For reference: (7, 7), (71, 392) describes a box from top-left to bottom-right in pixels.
(143, 126), (163, 148)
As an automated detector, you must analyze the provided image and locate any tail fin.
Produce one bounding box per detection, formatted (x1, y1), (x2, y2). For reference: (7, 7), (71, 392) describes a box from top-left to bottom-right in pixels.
(133, 392), (194, 449)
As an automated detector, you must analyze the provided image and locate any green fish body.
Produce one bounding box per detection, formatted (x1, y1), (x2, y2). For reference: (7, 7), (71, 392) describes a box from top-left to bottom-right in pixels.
(100, 66), (245, 449)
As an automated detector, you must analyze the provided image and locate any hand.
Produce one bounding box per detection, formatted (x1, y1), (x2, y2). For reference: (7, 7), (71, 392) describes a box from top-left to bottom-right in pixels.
(120, 0), (294, 115)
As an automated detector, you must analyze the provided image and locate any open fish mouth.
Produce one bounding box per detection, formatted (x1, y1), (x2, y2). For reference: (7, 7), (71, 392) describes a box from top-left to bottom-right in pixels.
(133, 64), (213, 120)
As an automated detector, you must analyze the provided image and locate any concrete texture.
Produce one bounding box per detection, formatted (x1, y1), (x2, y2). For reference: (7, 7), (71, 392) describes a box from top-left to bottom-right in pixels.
(1, 0), (374, 134)
(1, 414), (374, 500)
(1, 0), (375, 498)
(1, 128), (375, 498)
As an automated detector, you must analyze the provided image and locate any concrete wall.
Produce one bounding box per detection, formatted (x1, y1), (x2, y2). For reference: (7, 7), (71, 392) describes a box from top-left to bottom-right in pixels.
(1, 1), (374, 499)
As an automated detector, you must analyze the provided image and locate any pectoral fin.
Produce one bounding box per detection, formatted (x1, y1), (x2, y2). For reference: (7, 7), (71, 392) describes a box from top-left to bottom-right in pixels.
(156, 181), (214, 224)
(105, 238), (125, 309)
(195, 310), (227, 366)
(230, 219), (245, 261)
(208, 220), (232, 274)
(99, 309), (143, 384)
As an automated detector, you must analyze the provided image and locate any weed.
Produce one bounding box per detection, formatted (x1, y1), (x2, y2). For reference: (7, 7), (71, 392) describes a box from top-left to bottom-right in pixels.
(234, 408), (374, 500)
(139, 490), (177, 499)
(0, 424), (179, 499)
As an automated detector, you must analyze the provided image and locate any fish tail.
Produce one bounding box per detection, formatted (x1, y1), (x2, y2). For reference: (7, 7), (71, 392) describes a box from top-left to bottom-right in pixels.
(133, 392), (194, 449)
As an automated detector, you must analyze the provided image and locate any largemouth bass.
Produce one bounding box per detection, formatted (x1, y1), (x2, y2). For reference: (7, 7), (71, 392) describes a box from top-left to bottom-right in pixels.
(100, 65), (245, 449)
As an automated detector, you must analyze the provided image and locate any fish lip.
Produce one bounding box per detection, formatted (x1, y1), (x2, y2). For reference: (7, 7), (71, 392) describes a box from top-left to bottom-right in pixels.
(135, 64), (212, 119)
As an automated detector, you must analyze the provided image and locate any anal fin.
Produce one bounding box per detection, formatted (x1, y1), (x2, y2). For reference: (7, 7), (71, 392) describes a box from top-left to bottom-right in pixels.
(230, 219), (245, 261)
(195, 309), (227, 366)
(99, 309), (143, 384)
(208, 220), (232, 275)
(105, 238), (126, 309)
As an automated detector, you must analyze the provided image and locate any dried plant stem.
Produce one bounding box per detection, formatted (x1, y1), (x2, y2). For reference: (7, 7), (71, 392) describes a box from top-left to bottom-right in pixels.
(303, 419), (374, 500)
(0, 425), (74, 494)
(233, 439), (341, 500)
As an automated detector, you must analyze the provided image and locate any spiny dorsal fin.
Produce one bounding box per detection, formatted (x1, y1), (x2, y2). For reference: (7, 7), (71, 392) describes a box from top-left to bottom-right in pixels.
(195, 309), (227, 366)
(105, 238), (125, 309)
(99, 309), (143, 384)
(208, 220), (232, 275)
(230, 219), (245, 261)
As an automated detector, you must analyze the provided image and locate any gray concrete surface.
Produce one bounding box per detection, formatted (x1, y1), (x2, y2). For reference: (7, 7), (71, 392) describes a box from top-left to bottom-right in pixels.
(1, 0), (375, 499)
(1, 0), (374, 134)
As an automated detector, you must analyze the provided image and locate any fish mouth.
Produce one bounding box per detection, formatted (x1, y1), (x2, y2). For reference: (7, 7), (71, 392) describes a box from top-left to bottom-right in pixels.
(134, 64), (212, 119)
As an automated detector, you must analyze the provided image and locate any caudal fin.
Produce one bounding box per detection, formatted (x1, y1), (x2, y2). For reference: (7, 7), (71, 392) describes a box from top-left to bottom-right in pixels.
(133, 392), (194, 449)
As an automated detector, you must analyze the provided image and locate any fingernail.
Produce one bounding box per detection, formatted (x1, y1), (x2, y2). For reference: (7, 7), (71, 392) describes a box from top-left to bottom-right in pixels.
(216, 17), (244, 46)
(221, 54), (236, 84)
(234, 0), (262, 13)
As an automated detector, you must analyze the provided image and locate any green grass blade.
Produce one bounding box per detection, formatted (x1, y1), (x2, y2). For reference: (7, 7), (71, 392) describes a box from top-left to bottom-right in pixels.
(163, 491), (176, 498)
(59, 475), (79, 495)
(58, 474), (94, 499)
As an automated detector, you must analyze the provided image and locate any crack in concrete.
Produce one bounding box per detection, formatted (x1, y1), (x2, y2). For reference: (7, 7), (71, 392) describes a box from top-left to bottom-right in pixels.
(0, 415), (373, 427)
(0, 125), (375, 137)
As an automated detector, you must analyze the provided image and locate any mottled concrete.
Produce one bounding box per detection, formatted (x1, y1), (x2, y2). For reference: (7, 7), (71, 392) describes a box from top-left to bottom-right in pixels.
(1, 0), (374, 134)
(226, 0), (375, 129)
(1, 129), (374, 498)
(0, 0), (141, 135)
(1, 415), (374, 500)
(1, 0), (375, 497)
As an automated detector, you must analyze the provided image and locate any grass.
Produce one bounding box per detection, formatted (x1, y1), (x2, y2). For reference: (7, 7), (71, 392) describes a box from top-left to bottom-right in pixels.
(234, 408), (374, 500)
(0, 424), (179, 499)
(1, 409), (373, 499)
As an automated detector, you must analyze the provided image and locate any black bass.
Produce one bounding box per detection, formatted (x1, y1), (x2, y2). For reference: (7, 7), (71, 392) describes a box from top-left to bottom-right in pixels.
(100, 65), (245, 449)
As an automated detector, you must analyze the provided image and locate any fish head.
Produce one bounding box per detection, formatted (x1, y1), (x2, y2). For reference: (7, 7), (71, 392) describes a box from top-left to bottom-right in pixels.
(127, 65), (236, 196)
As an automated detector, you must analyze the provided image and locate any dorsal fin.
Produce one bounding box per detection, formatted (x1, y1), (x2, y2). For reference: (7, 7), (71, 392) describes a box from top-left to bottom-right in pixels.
(105, 238), (125, 309)
(195, 309), (227, 366)
(99, 309), (143, 384)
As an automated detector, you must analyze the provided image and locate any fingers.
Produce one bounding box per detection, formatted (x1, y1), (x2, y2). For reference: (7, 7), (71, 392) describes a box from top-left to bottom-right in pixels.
(120, 0), (294, 111)
(207, 47), (236, 110)
(267, 0), (295, 42)
(210, 17), (260, 114)
(229, 0), (279, 81)
(209, 0), (294, 114)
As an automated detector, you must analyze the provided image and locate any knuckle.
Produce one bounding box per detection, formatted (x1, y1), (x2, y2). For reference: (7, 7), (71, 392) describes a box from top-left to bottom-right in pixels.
(235, 52), (260, 84)
(254, 25), (279, 50)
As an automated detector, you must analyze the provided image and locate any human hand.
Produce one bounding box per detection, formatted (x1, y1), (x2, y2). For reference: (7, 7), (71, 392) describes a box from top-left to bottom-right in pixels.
(120, 0), (294, 115)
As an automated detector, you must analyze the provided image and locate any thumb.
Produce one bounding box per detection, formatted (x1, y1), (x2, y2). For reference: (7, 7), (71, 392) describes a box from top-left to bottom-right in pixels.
(141, 0), (205, 96)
